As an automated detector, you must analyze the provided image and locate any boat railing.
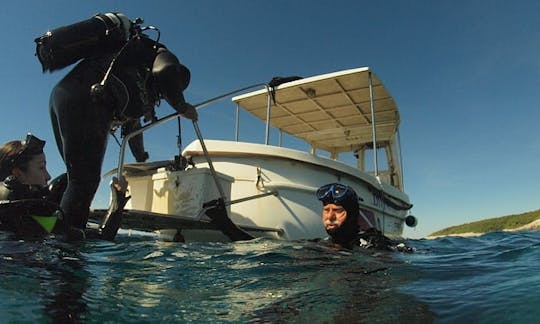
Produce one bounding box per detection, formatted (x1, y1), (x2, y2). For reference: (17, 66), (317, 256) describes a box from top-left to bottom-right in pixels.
(116, 83), (269, 180)
(118, 70), (385, 184)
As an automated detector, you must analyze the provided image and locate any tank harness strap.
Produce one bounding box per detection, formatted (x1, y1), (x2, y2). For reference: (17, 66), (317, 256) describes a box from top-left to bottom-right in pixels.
(0, 199), (60, 234)
(94, 13), (121, 35)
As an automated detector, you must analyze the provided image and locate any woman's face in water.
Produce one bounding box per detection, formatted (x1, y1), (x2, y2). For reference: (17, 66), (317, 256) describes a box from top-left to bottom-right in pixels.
(322, 203), (348, 231)
(15, 153), (51, 187)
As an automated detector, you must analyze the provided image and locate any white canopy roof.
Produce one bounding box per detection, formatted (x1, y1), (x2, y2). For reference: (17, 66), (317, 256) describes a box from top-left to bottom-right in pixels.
(231, 67), (400, 154)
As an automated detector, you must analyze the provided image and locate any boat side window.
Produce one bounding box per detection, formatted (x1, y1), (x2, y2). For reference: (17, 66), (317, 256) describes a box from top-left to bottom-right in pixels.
(361, 147), (388, 171)
(355, 146), (398, 188)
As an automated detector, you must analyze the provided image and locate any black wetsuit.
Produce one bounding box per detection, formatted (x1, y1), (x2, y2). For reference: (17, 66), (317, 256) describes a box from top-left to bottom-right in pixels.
(0, 175), (63, 237)
(49, 36), (191, 230)
(322, 206), (413, 252)
(0, 176), (50, 202)
(328, 228), (395, 250)
(0, 175), (124, 241)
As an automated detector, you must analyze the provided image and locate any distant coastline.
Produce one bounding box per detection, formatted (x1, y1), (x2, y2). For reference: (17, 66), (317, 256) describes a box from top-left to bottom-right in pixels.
(427, 209), (540, 239)
(505, 218), (540, 231)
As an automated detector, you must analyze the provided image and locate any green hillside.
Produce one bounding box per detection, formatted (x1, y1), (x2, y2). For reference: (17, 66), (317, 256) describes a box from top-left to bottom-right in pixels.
(429, 209), (540, 237)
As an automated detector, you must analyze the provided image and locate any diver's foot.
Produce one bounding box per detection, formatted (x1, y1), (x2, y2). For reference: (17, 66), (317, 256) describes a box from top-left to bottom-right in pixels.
(205, 206), (229, 226)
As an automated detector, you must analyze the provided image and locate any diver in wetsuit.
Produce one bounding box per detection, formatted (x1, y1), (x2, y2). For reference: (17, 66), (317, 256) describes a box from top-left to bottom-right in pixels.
(0, 134), (124, 240)
(0, 134), (54, 237)
(35, 13), (198, 233)
(317, 183), (411, 251)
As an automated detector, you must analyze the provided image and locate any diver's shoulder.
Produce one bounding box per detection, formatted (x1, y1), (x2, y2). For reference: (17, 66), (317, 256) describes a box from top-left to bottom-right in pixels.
(357, 228), (415, 252)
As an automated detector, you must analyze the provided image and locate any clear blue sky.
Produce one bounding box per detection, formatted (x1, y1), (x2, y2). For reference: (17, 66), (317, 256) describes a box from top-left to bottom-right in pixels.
(1, 1), (538, 238)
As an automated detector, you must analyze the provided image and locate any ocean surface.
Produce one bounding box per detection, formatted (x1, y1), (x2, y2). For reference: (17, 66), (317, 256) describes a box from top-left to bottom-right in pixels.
(1, 229), (539, 323)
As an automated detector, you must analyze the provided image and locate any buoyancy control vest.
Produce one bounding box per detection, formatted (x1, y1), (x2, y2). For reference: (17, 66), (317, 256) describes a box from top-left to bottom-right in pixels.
(0, 176), (61, 236)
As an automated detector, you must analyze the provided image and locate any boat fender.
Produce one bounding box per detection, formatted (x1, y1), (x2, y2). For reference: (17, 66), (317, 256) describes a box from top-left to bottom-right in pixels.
(405, 215), (417, 227)
(35, 12), (132, 72)
(267, 76), (303, 103)
(268, 76), (303, 88)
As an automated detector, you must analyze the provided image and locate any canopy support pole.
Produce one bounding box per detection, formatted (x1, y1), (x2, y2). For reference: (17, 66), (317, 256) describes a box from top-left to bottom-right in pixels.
(116, 83), (267, 179)
(265, 90), (272, 145)
(368, 71), (379, 180)
(235, 102), (240, 141)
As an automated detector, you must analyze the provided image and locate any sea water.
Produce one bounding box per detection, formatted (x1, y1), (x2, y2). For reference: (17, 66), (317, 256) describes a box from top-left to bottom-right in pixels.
(0, 230), (539, 323)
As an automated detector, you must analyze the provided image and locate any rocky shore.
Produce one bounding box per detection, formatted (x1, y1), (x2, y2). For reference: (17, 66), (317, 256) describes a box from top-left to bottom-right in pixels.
(507, 218), (540, 231)
(427, 218), (540, 239)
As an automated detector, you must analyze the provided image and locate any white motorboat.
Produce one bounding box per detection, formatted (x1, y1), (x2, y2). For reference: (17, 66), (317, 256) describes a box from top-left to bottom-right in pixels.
(103, 67), (417, 242)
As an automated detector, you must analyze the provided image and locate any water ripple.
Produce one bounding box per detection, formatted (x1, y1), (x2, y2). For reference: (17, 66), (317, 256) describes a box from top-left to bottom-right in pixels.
(2, 230), (538, 322)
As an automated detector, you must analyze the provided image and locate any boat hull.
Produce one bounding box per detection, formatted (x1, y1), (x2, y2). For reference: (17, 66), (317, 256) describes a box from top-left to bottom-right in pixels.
(121, 140), (410, 241)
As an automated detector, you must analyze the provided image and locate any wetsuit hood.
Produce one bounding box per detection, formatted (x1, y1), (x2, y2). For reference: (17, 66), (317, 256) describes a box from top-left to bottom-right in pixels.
(317, 183), (360, 245)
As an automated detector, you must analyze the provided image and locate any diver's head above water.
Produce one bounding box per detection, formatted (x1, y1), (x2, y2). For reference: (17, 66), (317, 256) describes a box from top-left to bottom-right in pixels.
(0, 134), (51, 186)
(0, 134), (56, 237)
(317, 183), (360, 244)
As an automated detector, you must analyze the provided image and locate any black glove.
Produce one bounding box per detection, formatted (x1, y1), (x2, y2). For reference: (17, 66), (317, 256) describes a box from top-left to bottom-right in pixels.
(99, 177), (130, 241)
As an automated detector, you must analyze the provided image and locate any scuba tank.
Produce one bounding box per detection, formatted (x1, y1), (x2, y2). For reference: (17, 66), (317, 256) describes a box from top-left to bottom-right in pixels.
(35, 13), (132, 72)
